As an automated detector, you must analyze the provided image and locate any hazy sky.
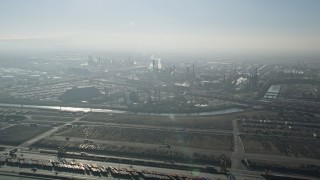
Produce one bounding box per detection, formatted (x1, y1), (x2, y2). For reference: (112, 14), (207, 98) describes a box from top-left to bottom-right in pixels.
(0, 0), (320, 54)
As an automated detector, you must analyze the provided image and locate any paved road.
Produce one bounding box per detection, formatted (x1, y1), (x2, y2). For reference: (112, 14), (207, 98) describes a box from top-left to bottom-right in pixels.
(231, 119), (246, 170)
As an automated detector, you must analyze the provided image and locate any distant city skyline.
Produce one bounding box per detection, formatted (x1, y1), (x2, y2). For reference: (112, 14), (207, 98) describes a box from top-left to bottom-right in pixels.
(0, 0), (320, 54)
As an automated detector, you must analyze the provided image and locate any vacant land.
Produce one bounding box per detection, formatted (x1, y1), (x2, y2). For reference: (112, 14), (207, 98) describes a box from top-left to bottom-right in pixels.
(0, 113), (26, 123)
(0, 125), (51, 145)
(21, 109), (81, 125)
(29, 115), (74, 122)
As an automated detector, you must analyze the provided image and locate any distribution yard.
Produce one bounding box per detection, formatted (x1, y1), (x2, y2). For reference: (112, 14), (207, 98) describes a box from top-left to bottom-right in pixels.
(238, 111), (320, 159)
(33, 138), (231, 166)
(28, 109), (236, 167)
(54, 125), (233, 151)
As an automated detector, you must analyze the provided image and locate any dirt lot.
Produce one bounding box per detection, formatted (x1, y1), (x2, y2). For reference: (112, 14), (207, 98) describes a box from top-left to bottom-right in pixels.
(25, 109), (83, 118)
(0, 125), (51, 145)
(22, 109), (79, 125)
(0, 113), (26, 123)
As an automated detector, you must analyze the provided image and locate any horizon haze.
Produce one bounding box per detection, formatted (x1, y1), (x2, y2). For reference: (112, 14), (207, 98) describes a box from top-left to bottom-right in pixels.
(0, 0), (320, 55)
